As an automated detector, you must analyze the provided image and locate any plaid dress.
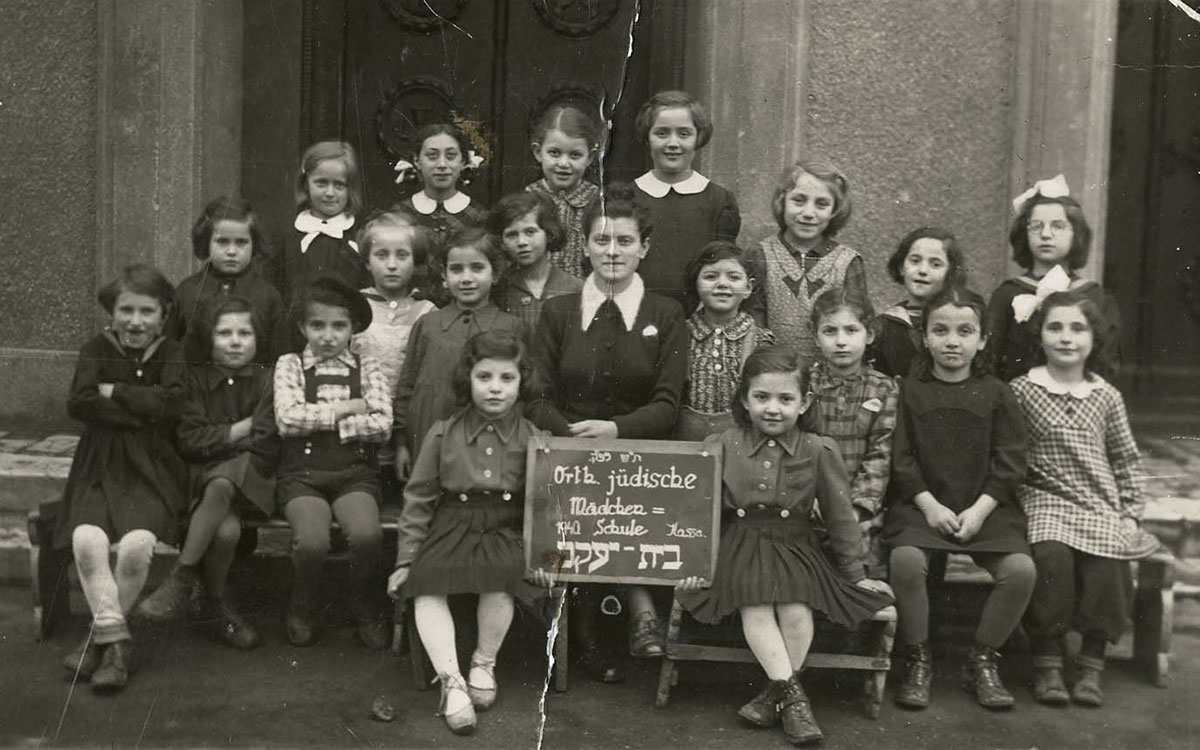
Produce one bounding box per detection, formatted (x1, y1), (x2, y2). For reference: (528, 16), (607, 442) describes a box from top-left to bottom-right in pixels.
(1010, 368), (1159, 560)
(800, 362), (898, 576)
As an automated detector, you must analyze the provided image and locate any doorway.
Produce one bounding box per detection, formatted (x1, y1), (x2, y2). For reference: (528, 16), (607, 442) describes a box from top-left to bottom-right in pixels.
(1107, 0), (1200, 398)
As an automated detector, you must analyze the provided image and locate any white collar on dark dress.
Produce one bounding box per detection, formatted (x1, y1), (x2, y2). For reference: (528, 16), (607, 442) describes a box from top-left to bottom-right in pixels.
(580, 274), (645, 332)
(410, 191), (470, 215)
(634, 171), (710, 197)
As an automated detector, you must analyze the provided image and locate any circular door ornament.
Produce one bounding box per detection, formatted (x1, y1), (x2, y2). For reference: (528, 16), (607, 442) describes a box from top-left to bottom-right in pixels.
(375, 77), (456, 160)
(531, 0), (622, 38)
(382, 0), (469, 33)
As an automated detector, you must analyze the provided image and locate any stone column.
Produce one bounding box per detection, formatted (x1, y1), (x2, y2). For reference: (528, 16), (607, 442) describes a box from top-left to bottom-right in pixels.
(1007, 0), (1119, 282)
(95, 0), (244, 301)
(684, 1), (811, 244)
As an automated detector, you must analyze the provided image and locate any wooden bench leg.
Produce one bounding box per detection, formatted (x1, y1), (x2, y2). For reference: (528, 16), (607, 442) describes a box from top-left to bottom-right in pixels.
(29, 509), (72, 640)
(1133, 554), (1174, 687)
(861, 609), (896, 719)
(655, 595), (686, 708)
(553, 585), (569, 693)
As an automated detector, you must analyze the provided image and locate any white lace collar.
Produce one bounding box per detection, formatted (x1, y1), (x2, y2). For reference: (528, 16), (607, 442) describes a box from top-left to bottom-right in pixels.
(411, 191), (470, 215)
(1026, 366), (1104, 399)
(580, 274), (644, 332)
(634, 170), (710, 198)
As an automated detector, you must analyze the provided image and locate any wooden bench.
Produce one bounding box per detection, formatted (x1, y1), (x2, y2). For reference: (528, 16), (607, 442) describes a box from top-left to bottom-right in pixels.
(653, 594), (897, 717)
(27, 499), (572, 691)
(25, 499), (409, 642)
(930, 551), (1175, 688)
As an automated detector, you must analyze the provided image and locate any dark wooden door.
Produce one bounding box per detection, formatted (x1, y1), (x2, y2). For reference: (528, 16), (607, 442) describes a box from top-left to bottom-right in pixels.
(1107, 0), (1200, 396)
(302, 0), (687, 211)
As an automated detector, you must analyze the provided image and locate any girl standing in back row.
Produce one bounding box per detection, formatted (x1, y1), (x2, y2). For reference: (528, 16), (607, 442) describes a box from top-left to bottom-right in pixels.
(632, 90), (741, 307)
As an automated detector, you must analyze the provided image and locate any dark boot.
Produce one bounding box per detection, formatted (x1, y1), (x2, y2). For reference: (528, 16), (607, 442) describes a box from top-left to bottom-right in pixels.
(1031, 655), (1069, 706)
(136, 563), (198, 620)
(61, 634), (102, 680)
(91, 639), (133, 694)
(895, 641), (933, 709)
(628, 610), (665, 658)
(286, 583), (320, 647)
(737, 680), (785, 728)
(961, 643), (1015, 710)
(349, 573), (391, 650)
(778, 676), (823, 745)
(213, 597), (262, 650)
(1071, 655), (1105, 707)
(571, 587), (625, 684)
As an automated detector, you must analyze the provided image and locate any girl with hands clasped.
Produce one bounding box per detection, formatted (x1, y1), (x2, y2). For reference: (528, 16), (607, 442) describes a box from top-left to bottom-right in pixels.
(884, 286), (1035, 712)
(1009, 291), (1159, 707)
(677, 346), (892, 747)
(388, 331), (545, 736)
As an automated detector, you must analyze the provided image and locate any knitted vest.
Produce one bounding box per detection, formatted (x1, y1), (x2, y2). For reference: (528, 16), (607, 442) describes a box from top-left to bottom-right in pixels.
(760, 235), (858, 363)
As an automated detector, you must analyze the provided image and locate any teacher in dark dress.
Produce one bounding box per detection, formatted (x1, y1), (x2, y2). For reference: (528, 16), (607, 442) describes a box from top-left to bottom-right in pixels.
(527, 183), (687, 683)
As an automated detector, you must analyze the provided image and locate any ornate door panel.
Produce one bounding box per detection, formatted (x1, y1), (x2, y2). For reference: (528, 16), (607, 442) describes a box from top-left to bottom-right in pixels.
(302, 0), (687, 210)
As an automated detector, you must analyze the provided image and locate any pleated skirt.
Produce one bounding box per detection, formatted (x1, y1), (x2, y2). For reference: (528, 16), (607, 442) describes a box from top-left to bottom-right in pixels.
(405, 490), (525, 597)
(680, 508), (893, 626)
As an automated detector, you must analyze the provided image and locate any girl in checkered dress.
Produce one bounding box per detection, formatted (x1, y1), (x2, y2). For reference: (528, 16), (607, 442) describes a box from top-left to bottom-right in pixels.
(1009, 290), (1160, 708)
(800, 288), (898, 579)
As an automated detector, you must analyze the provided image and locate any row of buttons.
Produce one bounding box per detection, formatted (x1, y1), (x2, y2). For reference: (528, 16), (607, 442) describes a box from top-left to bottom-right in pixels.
(734, 505), (792, 518)
(457, 491), (514, 502)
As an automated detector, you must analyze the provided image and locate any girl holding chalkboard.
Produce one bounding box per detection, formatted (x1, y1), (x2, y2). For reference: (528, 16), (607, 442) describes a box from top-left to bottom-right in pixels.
(527, 183), (688, 683)
(387, 330), (545, 736)
(678, 345), (892, 746)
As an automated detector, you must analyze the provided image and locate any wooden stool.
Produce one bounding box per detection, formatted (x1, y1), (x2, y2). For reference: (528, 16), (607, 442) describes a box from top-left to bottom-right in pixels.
(1132, 551), (1175, 687)
(653, 592), (897, 718)
(406, 585), (570, 693)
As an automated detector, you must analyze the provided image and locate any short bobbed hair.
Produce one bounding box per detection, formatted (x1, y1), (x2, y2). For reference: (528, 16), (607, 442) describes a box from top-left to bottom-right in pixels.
(295, 141), (363, 216)
(190, 295), (266, 364)
(488, 191), (567, 255)
(452, 330), (539, 407)
(191, 196), (266, 262)
(581, 182), (652, 243)
(917, 285), (991, 376)
(887, 226), (966, 287)
(809, 286), (875, 332)
(1009, 195), (1092, 271)
(98, 263), (176, 320)
(634, 90), (713, 150)
(682, 241), (761, 314)
(731, 345), (809, 429)
(771, 158), (853, 237)
(1029, 289), (1115, 381)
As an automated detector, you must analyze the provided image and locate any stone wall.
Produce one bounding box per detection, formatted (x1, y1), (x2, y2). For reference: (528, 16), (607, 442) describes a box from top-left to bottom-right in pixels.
(0, 1), (98, 418)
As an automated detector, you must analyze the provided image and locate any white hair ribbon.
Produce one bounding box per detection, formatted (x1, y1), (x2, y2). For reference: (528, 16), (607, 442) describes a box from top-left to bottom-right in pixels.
(1012, 173), (1070, 214)
(1011, 264), (1071, 323)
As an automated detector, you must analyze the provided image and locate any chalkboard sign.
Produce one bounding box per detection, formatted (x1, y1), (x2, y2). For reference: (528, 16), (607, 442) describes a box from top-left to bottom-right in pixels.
(523, 436), (722, 585)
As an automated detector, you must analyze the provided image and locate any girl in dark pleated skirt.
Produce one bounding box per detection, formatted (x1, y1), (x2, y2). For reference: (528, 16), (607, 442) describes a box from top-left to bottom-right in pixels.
(678, 346), (892, 746)
(387, 331), (544, 736)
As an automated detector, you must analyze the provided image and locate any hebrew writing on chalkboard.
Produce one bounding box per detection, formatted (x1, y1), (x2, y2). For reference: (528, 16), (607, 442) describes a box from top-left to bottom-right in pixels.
(524, 437), (722, 585)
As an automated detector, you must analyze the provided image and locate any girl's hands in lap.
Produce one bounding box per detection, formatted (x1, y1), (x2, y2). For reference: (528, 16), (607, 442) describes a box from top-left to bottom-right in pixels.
(921, 502), (960, 537)
(568, 420), (618, 439)
(856, 578), (893, 596)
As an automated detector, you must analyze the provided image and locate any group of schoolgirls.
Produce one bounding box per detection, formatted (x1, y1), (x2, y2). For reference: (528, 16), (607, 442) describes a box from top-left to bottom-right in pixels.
(53, 85), (1159, 746)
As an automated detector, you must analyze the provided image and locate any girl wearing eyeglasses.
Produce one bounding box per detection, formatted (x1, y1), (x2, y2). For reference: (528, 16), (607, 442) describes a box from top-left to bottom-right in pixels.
(986, 177), (1121, 382)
